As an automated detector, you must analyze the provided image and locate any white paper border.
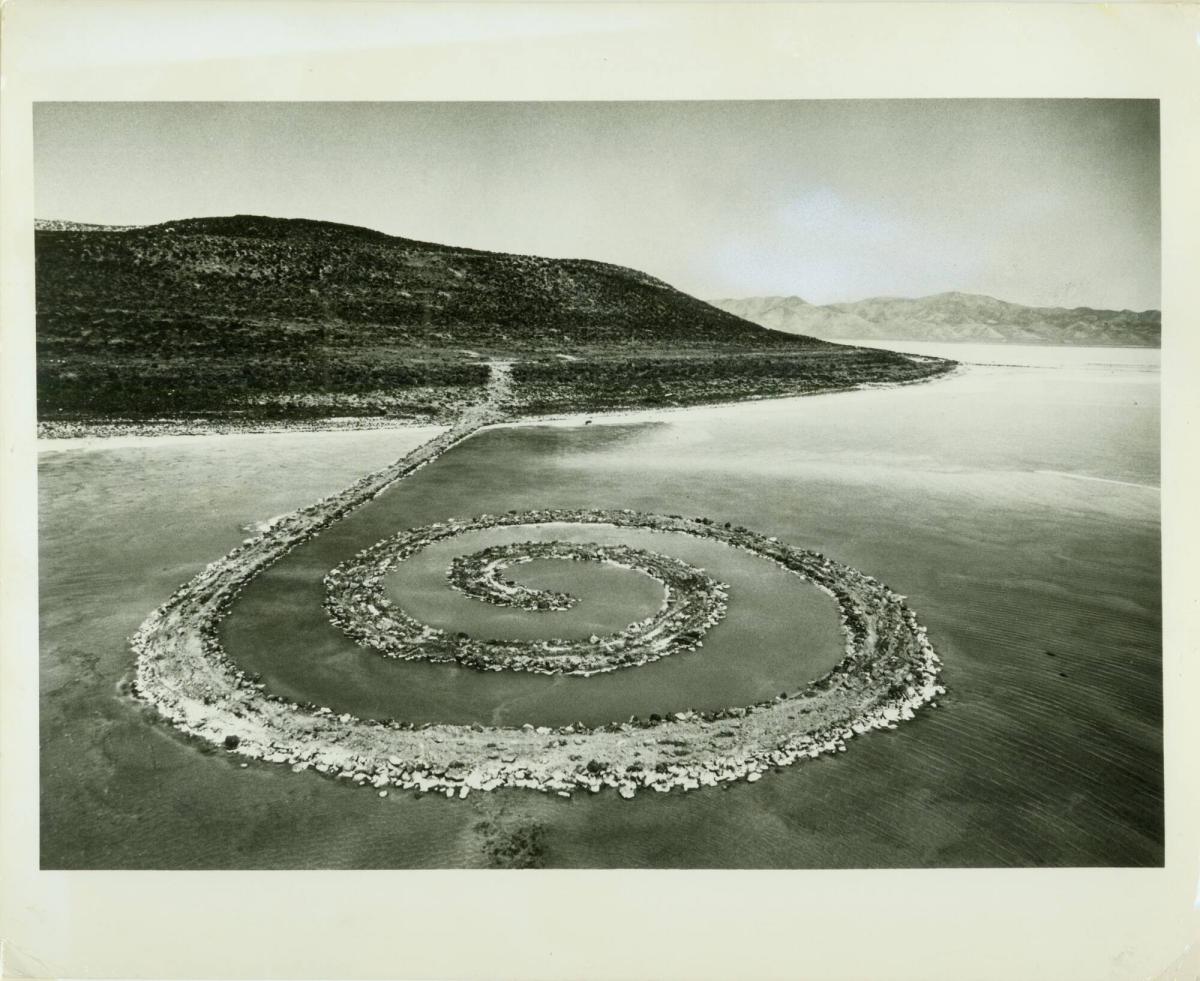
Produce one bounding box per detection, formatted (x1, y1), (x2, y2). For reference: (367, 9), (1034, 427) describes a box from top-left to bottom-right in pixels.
(2, 3), (1198, 979)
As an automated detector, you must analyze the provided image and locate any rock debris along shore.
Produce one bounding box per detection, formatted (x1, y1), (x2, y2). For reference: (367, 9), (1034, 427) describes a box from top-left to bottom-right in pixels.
(37, 415), (439, 441)
(131, 362), (945, 799)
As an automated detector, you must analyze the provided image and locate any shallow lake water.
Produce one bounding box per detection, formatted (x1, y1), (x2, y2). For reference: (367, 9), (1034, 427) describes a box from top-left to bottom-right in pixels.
(224, 520), (844, 728)
(38, 344), (1161, 868)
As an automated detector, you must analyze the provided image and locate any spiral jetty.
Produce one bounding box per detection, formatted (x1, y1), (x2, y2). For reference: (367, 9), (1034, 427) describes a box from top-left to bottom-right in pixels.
(131, 363), (945, 799)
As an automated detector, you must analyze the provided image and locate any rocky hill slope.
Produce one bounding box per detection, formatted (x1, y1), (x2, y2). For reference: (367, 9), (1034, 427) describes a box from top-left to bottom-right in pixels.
(711, 292), (1160, 347)
(35, 215), (951, 425)
(38, 215), (803, 354)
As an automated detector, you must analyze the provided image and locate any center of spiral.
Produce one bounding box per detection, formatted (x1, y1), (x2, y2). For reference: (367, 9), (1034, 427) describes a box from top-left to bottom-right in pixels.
(324, 517), (730, 676)
(446, 542), (591, 612)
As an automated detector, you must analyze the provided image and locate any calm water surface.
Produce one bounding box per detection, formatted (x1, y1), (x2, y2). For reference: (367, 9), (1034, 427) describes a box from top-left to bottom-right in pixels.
(39, 345), (1161, 868)
(225, 520), (844, 728)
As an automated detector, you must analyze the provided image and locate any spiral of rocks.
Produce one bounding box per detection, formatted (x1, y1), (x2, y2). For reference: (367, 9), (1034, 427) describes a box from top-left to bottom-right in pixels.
(129, 363), (946, 799)
(326, 528), (729, 676)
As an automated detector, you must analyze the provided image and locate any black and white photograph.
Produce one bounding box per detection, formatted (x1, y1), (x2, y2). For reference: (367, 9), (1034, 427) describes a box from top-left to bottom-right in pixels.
(3, 4), (1198, 979)
(33, 98), (1163, 870)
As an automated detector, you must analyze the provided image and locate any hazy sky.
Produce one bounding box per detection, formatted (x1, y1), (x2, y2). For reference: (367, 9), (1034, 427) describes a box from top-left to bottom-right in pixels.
(34, 100), (1160, 310)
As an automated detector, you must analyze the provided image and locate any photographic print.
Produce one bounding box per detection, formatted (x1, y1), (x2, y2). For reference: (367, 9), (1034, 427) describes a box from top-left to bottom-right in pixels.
(34, 99), (1162, 871)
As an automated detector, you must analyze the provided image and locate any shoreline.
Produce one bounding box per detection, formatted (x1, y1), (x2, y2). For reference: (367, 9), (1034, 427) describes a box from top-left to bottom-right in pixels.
(37, 423), (448, 457)
(129, 361), (945, 800)
(497, 360), (964, 430)
(36, 416), (445, 453)
(38, 358), (961, 449)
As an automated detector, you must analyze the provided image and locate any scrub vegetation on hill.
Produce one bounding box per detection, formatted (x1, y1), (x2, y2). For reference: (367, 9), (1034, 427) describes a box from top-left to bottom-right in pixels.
(35, 215), (954, 424)
(508, 348), (952, 414)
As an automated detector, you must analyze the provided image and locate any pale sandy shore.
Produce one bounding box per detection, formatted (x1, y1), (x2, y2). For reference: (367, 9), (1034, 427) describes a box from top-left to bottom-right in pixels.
(37, 420), (445, 454)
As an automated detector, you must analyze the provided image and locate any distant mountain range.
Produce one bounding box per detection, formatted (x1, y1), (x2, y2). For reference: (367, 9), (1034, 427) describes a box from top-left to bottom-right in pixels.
(708, 292), (1160, 347)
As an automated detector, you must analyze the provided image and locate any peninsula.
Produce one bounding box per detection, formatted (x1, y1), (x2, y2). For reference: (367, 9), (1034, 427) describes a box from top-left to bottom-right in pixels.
(40, 214), (956, 799)
(35, 216), (954, 435)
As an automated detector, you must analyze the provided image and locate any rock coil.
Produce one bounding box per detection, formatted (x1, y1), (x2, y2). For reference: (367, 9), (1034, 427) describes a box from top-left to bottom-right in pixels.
(131, 363), (945, 799)
(327, 529), (729, 675)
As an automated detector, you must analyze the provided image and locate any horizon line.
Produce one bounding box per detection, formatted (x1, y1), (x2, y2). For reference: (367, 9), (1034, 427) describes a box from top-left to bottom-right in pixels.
(33, 213), (1161, 316)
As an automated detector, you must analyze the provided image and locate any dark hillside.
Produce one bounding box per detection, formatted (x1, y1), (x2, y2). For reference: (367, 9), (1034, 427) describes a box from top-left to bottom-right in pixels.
(35, 216), (951, 426)
(36, 215), (810, 354)
(509, 348), (953, 415)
